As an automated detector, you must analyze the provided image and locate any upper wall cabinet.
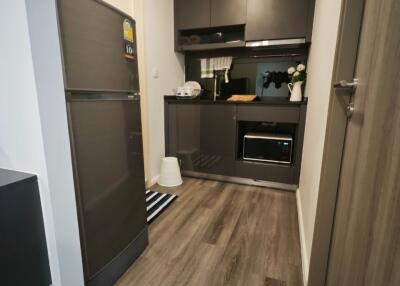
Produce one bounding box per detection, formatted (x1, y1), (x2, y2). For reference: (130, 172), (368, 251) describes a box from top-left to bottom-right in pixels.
(174, 0), (315, 51)
(175, 0), (211, 30)
(211, 0), (246, 27)
(175, 0), (246, 30)
(245, 0), (314, 42)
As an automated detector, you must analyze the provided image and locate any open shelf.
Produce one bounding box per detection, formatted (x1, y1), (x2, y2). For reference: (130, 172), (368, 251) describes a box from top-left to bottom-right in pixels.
(180, 41), (246, 51)
(177, 25), (245, 52)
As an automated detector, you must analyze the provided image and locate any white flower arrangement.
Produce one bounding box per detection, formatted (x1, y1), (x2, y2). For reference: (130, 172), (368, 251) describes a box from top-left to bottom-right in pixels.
(297, 64), (306, 71)
(288, 63), (307, 83)
(288, 67), (296, 75)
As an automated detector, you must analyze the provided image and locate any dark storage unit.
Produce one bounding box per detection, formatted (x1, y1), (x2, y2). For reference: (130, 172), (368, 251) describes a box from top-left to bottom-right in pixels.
(175, 0), (246, 30)
(57, 0), (148, 285)
(237, 105), (300, 123)
(0, 169), (51, 286)
(165, 97), (307, 187)
(175, 0), (211, 30)
(167, 104), (236, 176)
(178, 25), (246, 52)
(58, 0), (139, 92)
(245, 0), (315, 42)
(211, 0), (246, 27)
(174, 0), (316, 51)
(199, 104), (236, 176)
(168, 103), (202, 172)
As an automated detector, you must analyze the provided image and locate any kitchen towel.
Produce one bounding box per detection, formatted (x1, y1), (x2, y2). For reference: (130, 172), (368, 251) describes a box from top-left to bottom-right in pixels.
(201, 58), (214, 79)
(201, 57), (233, 83)
(213, 57), (232, 83)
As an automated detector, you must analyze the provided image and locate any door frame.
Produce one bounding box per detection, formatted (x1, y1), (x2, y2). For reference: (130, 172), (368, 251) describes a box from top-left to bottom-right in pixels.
(307, 0), (366, 285)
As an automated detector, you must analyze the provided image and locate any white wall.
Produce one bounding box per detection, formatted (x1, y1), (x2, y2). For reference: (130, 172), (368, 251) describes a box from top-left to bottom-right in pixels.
(0, 1), (84, 285)
(297, 0), (343, 284)
(103, 0), (183, 186)
(135, 0), (185, 184)
(103, 0), (134, 16)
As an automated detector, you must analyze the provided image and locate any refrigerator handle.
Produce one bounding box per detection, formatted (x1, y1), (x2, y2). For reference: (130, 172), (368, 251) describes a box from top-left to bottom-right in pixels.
(128, 92), (140, 101)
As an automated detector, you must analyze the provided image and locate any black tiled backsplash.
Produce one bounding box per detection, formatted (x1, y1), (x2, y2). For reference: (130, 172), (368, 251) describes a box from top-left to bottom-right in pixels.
(185, 57), (305, 100)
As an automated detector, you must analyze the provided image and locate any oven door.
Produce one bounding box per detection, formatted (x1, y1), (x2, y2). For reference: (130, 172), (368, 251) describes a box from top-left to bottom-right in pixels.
(243, 135), (293, 164)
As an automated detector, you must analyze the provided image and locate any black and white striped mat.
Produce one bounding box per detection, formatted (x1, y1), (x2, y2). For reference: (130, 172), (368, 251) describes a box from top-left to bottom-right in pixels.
(146, 190), (177, 223)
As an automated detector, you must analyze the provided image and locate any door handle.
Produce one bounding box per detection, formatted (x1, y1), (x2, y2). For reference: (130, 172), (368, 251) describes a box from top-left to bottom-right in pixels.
(128, 92), (140, 101)
(334, 78), (358, 91)
(334, 79), (358, 117)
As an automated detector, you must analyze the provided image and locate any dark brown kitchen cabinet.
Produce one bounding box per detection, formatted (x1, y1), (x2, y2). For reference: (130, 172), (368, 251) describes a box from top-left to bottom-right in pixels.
(165, 97), (308, 187)
(199, 104), (236, 176)
(165, 103), (236, 176)
(211, 0), (246, 27)
(166, 103), (202, 172)
(245, 0), (314, 42)
(174, 0), (211, 30)
(175, 0), (247, 30)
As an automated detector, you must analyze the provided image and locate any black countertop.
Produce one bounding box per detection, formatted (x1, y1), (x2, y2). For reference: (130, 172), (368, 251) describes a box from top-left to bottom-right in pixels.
(0, 169), (37, 190)
(164, 95), (308, 106)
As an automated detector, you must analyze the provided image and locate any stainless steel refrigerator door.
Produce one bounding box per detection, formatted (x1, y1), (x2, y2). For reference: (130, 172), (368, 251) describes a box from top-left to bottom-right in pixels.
(67, 94), (146, 280)
(58, 0), (139, 92)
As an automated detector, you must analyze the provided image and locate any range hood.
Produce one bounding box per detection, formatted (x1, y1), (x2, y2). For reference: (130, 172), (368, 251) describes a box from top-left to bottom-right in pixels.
(245, 38), (306, 48)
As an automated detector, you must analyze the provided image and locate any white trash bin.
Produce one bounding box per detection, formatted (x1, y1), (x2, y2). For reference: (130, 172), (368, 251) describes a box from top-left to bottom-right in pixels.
(158, 157), (183, 187)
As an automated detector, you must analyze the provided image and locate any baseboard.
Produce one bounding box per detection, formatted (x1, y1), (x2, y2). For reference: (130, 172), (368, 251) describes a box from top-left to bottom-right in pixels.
(182, 171), (298, 191)
(145, 175), (159, 189)
(296, 188), (309, 286)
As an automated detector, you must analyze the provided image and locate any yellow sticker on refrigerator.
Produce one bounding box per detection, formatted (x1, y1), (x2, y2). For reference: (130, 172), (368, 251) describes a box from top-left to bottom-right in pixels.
(123, 19), (135, 60)
(123, 19), (134, 42)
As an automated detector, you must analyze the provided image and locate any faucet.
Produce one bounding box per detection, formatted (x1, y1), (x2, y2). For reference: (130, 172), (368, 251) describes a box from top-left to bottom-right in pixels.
(213, 73), (219, 102)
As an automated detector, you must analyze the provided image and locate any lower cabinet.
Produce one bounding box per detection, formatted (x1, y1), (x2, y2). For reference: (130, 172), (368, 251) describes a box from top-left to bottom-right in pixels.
(166, 103), (236, 176)
(165, 100), (307, 186)
(199, 104), (236, 176)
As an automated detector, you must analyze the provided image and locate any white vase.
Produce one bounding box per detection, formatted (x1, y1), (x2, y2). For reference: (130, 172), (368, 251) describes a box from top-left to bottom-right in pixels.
(288, 81), (303, 102)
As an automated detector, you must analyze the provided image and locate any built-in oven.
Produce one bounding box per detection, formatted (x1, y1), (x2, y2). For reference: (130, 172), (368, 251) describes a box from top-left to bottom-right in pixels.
(243, 133), (293, 164)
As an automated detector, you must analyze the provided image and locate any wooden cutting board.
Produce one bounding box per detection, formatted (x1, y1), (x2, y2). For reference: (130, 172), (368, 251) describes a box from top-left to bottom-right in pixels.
(227, 95), (257, 102)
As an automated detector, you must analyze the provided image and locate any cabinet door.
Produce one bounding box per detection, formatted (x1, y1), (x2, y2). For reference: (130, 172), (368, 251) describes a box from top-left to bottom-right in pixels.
(211, 0), (246, 27)
(167, 104), (202, 172)
(199, 105), (236, 176)
(245, 0), (311, 41)
(175, 0), (211, 30)
(166, 103), (236, 176)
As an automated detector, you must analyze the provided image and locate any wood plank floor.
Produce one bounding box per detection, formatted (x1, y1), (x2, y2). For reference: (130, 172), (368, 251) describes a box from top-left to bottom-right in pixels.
(116, 178), (303, 286)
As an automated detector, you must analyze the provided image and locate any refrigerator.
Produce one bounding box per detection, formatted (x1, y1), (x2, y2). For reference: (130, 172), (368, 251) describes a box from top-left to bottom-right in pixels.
(57, 0), (148, 285)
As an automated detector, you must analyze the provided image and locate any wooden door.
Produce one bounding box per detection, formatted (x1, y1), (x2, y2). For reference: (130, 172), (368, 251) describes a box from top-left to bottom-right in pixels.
(245, 0), (312, 41)
(309, 0), (400, 285)
(307, 0), (365, 284)
(174, 0), (210, 30)
(211, 0), (246, 27)
(326, 0), (400, 284)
